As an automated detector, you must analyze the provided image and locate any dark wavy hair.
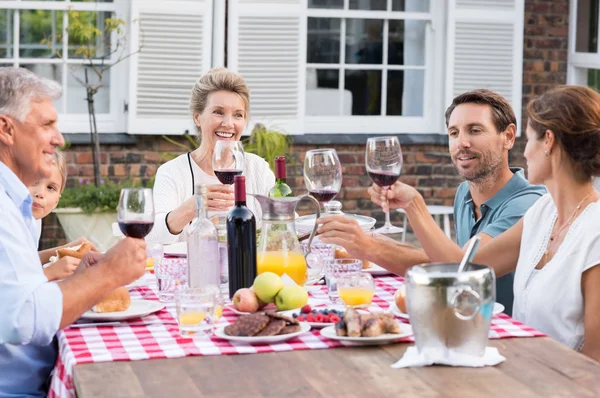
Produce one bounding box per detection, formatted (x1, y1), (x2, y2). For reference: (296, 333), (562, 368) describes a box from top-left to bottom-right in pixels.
(445, 89), (516, 133)
(527, 85), (600, 180)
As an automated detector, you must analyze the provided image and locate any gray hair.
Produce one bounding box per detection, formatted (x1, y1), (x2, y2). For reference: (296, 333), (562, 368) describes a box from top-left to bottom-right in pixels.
(0, 67), (62, 122)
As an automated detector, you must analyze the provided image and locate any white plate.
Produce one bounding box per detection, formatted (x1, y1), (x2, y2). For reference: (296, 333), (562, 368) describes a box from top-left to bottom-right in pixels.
(163, 242), (187, 257)
(80, 299), (165, 321)
(364, 263), (393, 276)
(389, 301), (505, 319)
(296, 213), (376, 234)
(213, 323), (311, 344)
(320, 324), (412, 345)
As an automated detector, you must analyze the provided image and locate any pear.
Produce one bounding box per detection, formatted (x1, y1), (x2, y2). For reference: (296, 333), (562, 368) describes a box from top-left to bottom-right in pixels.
(275, 285), (309, 311)
(253, 272), (284, 303)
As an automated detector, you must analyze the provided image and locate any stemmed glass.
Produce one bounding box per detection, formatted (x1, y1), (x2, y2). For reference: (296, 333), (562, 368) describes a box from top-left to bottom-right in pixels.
(117, 188), (155, 239)
(212, 141), (245, 185)
(366, 136), (403, 235)
(304, 148), (343, 210)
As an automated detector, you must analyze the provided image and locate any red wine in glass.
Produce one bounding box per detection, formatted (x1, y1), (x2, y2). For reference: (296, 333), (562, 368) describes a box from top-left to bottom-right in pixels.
(309, 189), (338, 203)
(367, 170), (401, 188)
(118, 221), (154, 239)
(214, 169), (243, 185)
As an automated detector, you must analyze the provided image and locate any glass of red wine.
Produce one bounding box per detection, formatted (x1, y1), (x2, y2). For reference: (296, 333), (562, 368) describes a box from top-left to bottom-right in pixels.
(117, 188), (155, 239)
(366, 136), (403, 235)
(304, 149), (342, 210)
(212, 140), (245, 185)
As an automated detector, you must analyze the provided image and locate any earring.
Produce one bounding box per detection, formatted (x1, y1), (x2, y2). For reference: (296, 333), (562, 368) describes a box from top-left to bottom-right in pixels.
(544, 150), (549, 156)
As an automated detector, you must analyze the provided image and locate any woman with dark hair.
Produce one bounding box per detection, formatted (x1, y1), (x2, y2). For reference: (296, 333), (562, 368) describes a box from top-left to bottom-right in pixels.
(470, 85), (600, 360)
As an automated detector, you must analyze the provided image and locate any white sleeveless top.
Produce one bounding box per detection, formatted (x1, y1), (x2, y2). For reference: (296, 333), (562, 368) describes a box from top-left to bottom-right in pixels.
(513, 194), (600, 350)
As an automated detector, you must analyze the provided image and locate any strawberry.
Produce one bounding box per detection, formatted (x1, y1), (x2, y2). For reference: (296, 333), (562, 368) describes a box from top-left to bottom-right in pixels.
(301, 305), (312, 314)
(330, 315), (341, 323)
(306, 313), (316, 322)
(297, 315), (305, 322)
(322, 314), (330, 323)
(315, 313), (325, 323)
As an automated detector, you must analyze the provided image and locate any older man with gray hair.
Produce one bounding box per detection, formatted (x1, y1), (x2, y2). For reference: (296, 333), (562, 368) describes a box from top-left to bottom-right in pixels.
(0, 67), (148, 397)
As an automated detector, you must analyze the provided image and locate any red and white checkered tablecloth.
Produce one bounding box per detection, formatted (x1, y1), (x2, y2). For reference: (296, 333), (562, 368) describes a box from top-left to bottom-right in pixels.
(48, 268), (544, 398)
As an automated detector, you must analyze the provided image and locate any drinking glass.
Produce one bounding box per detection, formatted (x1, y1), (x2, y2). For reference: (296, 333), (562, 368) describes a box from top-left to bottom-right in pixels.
(175, 286), (217, 338)
(365, 137), (403, 235)
(146, 242), (163, 272)
(212, 141), (245, 185)
(302, 241), (334, 284)
(337, 273), (375, 308)
(304, 149), (342, 210)
(155, 258), (187, 302)
(117, 188), (155, 239)
(324, 259), (363, 303)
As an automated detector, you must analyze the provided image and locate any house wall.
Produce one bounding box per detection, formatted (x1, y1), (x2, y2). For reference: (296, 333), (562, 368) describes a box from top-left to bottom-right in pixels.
(39, 0), (570, 250)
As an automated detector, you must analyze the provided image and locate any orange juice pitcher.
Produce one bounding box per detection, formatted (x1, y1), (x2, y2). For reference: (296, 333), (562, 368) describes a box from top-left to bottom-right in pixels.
(252, 193), (320, 286)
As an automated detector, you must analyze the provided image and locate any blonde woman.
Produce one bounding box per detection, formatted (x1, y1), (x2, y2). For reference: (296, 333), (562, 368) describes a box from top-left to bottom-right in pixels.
(148, 68), (275, 244)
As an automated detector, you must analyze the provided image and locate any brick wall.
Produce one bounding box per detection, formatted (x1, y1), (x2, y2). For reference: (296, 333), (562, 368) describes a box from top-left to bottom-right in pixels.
(39, 0), (570, 250)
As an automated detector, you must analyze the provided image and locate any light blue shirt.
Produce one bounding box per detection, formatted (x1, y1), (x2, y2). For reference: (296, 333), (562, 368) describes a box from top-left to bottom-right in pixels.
(0, 161), (63, 397)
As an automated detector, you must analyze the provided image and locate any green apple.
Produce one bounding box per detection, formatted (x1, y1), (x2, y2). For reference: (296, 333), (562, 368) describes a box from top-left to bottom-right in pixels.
(253, 272), (284, 303)
(275, 285), (309, 311)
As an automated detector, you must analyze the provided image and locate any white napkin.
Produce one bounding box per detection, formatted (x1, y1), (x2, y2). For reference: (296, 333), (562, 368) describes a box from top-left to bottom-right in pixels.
(392, 346), (506, 368)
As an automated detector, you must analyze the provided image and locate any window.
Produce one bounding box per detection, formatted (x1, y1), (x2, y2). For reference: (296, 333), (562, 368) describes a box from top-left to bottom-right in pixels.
(0, 0), (127, 133)
(568, 0), (600, 90)
(304, 0), (440, 133)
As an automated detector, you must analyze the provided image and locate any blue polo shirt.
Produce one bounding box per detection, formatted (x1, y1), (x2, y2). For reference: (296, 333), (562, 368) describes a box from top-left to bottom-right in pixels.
(454, 168), (546, 315)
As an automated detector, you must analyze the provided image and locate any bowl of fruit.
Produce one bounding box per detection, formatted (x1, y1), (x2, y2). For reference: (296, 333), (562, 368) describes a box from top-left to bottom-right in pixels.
(280, 305), (348, 328)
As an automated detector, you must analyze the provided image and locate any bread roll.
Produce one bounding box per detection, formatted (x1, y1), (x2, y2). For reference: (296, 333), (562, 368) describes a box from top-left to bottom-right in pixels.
(334, 247), (372, 269)
(56, 242), (92, 260)
(92, 287), (131, 313)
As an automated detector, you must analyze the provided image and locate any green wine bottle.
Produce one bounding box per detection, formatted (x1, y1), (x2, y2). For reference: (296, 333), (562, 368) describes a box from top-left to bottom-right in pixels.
(268, 156), (293, 198)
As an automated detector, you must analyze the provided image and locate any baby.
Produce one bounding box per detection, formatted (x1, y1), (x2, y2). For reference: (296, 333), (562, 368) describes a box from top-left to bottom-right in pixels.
(29, 151), (96, 281)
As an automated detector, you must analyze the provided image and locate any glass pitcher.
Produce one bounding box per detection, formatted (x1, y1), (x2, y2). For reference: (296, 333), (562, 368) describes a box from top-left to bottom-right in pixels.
(251, 194), (320, 285)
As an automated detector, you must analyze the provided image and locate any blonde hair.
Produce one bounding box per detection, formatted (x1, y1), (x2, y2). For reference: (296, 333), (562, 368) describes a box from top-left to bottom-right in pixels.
(189, 68), (250, 138)
(52, 150), (67, 193)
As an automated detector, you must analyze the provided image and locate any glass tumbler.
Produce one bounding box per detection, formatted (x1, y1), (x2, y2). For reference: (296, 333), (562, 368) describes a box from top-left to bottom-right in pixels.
(301, 241), (334, 284)
(325, 259), (363, 303)
(337, 272), (375, 308)
(175, 286), (217, 338)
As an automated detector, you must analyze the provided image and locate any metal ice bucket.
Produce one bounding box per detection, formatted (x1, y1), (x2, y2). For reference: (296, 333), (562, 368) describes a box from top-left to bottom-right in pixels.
(405, 263), (496, 357)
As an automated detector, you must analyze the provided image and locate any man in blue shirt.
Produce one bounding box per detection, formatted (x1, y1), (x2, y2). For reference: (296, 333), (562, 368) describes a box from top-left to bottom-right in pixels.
(318, 90), (545, 315)
(0, 67), (148, 397)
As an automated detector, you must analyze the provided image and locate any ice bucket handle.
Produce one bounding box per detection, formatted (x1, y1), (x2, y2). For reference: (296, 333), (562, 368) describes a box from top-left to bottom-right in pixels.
(450, 285), (481, 321)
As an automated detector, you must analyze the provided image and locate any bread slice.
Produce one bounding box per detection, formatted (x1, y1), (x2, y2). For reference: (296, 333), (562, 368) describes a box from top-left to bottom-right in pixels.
(334, 247), (372, 269)
(56, 242), (92, 260)
(92, 287), (131, 313)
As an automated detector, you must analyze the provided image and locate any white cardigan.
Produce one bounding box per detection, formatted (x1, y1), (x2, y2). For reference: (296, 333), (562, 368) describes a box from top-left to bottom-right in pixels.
(147, 152), (275, 244)
(513, 194), (600, 350)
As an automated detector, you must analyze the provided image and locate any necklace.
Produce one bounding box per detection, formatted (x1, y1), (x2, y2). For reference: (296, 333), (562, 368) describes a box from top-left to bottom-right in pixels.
(544, 191), (594, 263)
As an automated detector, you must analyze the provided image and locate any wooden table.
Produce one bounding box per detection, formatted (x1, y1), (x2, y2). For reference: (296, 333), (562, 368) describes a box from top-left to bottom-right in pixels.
(73, 337), (600, 397)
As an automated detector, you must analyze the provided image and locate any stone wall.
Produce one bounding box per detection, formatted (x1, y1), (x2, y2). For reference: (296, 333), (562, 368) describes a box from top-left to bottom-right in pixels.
(39, 0), (570, 250)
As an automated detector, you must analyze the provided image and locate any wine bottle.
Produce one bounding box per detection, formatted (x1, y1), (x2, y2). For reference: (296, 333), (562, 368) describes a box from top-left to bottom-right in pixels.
(227, 175), (257, 298)
(186, 184), (220, 288)
(268, 156), (293, 198)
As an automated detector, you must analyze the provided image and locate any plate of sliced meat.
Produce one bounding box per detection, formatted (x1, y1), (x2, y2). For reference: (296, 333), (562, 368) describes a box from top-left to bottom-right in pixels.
(213, 311), (311, 344)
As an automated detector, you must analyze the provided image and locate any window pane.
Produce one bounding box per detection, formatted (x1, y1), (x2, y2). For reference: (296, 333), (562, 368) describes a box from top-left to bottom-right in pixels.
(387, 69), (424, 116)
(0, 10), (13, 58)
(346, 19), (383, 64)
(587, 68), (600, 91)
(576, 0), (599, 53)
(393, 0), (430, 12)
(308, 0), (343, 8)
(20, 10), (63, 58)
(349, 0), (386, 11)
(307, 18), (341, 63)
(68, 11), (112, 59)
(388, 19), (426, 65)
(66, 66), (110, 114)
(345, 69), (381, 115)
(20, 64), (63, 112)
(306, 69), (342, 115)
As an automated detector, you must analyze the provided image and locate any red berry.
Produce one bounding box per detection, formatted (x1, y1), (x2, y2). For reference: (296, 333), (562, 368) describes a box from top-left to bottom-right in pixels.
(330, 315), (341, 323)
(301, 305), (312, 314)
(315, 313), (324, 323)
(322, 315), (330, 323)
(297, 315), (305, 321)
(306, 314), (316, 322)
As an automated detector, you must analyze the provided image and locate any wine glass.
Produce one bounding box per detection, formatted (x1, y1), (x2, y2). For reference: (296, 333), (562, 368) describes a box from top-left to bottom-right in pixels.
(304, 148), (342, 209)
(366, 136), (403, 235)
(117, 188), (155, 239)
(212, 141), (245, 185)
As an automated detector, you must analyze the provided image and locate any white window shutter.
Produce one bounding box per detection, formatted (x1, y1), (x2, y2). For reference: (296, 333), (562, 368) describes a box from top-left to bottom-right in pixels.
(445, 0), (525, 130)
(227, 0), (306, 134)
(128, 0), (213, 134)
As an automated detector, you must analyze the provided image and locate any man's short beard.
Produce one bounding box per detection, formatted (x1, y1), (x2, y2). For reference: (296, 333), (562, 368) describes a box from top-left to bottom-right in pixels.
(453, 157), (503, 188)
